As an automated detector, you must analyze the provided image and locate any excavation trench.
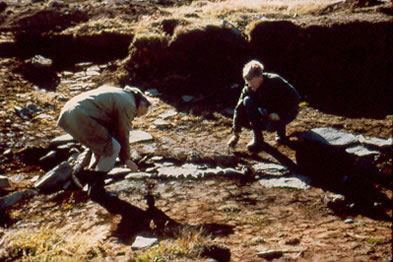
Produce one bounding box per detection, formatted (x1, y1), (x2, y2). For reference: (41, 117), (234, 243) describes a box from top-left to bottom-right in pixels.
(1, 19), (392, 118)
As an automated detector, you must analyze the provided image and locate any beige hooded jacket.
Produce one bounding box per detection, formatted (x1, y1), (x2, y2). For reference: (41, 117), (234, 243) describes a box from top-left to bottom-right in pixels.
(57, 85), (143, 163)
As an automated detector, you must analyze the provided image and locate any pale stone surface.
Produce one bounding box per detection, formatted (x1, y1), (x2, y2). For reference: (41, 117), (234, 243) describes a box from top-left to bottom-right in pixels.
(131, 236), (158, 250)
(50, 134), (75, 145)
(311, 127), (359, 146)
(358, 135), (392, 148)
(345, 145), (379, 157)
(153, 119), (170, 127)
(129, 130), (153, 144)
(109, 167), (131, 176)
(253, 163), (290, 177)
(125, 172), (152, 180)
(259, 175), (311, 190)
(159, 109), (177, 119)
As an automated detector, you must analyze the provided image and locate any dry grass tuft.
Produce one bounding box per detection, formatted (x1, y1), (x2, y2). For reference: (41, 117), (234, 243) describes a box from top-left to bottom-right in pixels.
(4, 225), (102, 261)
(133, 227), (210, 261)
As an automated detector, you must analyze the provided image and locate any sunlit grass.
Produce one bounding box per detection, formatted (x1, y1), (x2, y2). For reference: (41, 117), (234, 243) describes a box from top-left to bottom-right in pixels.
(133, 227), (209, 261)
(4, 225), (101, 261)
(166, 0), (339, 21)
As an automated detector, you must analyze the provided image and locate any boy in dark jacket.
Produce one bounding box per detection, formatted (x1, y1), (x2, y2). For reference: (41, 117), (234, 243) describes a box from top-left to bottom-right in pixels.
(228, 60), (300, 152)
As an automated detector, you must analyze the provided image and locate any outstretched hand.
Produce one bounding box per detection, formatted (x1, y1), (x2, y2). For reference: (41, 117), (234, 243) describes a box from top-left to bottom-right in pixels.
(125, 159), (139, 172)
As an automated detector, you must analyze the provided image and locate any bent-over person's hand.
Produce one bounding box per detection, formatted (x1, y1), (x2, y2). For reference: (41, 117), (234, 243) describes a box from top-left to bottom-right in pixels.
(227, 134), (240, 148)
(125, 159), (139, 172)
(268, 113), (280, 121)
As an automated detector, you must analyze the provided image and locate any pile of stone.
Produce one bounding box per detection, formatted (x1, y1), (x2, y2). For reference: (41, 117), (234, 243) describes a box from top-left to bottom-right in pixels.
(1, 127), (391, 212)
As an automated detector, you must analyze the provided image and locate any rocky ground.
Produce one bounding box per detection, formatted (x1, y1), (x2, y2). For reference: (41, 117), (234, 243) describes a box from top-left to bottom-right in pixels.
(0, 0), (392, 261)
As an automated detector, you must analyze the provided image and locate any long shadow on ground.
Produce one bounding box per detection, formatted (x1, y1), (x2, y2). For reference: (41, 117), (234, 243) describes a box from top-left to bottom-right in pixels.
(91, 192), (233, 262)
(236, 137), (392, 222)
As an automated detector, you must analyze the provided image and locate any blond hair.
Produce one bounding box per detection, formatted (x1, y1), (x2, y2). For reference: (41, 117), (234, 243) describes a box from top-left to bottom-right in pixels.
(242, 60), (264, 80)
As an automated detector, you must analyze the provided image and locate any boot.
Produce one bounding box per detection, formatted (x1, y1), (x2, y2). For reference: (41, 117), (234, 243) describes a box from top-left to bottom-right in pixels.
(247, 130), (264, 153)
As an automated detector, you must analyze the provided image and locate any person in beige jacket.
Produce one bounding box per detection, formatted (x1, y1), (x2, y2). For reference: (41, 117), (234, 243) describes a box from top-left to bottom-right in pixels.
(57, 84), (151, 173)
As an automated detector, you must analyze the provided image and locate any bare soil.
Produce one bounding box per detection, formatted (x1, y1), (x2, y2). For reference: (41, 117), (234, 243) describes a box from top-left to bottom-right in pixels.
(0, 0), (392, 261)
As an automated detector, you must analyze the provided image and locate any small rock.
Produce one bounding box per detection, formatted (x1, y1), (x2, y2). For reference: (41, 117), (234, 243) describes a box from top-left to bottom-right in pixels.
(153, 119), (170, 128)
(159, 109), (177, 119)
(253, 162), (290, 177)
(125, 172), (152, 180)
(311, 127), (359, 146)
(131, 236), (158, 250)
(86, 70), (100, 76)
(151, 156), (164, 162)
(50, 134), (75, 145)
(345, 145), (379, 157)
(109, 167), (131, 176)
(344, 218), (354, 224)
(34, 161), (73, 191)
(31, 55), (52, 69)
(256, 250), (283, 259)
(250, 236), (266, 244)
(285, 238), (300, 245)
(47, 0), (66, 8)
(358, 135), (392, 149)
(86, 65), (100, 72)
(0, 190), (38, 210)
(259, 175), (310, 190)
(129, 130), (153, 144)
(222, 168), (245, 177)
(0, 175), (11, 188)
(14, 104), (41, 119)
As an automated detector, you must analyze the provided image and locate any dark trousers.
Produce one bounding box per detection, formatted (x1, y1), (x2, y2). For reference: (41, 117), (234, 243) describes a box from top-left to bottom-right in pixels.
(243, 96), (297, 136)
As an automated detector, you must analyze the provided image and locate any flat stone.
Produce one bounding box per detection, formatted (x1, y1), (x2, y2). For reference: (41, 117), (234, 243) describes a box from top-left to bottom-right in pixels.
(0, 175), (11, 188)
(344, 218), (354, 224)
(358, 135), (392, 149)
(108, 167), (132, 176)
(345, 145), (379, 157)
(311, 127), (359, 146)
(31, 55), (52, 68)
(86, 65), (100, 72)
(129, 130), (153, 144)
(222, 168), (245, 177)
(151, 156), (164, 162)
(86, 70), (100, 76)
(159, 109), (177, 119)
(259, 175), (310, 190)
(131, 236), (158, 250)
(256, 250), (284, 259)
(125, 172), (152, 180)
(0, 190), (38, 210)
(153, 119), (170, 127)
(157, 166), (192, 178)
(253, 163), (289, 177)
(34, 161), (73, 190)
(50, 134), (75, 145)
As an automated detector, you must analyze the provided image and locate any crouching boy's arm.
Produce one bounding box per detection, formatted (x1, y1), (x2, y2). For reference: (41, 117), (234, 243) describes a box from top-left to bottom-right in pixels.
(228, 88), (248, 148)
